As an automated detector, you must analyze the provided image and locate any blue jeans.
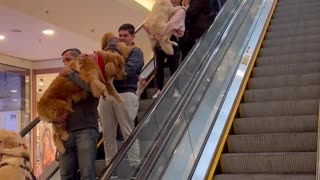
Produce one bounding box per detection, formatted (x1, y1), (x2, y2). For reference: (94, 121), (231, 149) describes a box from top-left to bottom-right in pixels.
(59, 128), (98, 180)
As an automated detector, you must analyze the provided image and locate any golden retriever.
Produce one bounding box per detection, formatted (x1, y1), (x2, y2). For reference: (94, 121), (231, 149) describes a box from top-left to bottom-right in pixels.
(0, 129), (35, 180)
(143, 0), (181, 55)
(37, 49), (127, 154)
(100, 32), (138, 100)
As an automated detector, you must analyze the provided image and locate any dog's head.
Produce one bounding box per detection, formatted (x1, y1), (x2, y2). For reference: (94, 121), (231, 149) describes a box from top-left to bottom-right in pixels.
(96, 51), (127, 80)
(101, 32), (136, 59)
(0, 129), (26, 150)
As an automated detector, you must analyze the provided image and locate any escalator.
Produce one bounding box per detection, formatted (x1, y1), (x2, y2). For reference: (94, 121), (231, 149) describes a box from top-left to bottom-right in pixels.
(100, 0), (320, 179)
(212, 0), (319, 179)
(24, 0), (320, 179)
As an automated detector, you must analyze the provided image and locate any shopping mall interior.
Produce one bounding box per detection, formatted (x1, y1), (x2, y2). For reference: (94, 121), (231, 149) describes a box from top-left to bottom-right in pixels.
(1, 0), (319, 179)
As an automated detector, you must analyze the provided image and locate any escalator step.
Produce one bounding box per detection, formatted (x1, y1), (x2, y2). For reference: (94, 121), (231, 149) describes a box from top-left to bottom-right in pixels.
(272, 13), (320, 25)
(273, 5), (320, 18)
(253, 62), (320, 77)
(259, 43), (320, 57)
(263, 35), (320, 48)
(239, 99), (318, 118)
(248, 73), (320, 89)
(220, 152), (316, 174)
(268, 20), (320, 32)
(266, 27), (320, 39)
(256, 52), (320, 66)
(227, 133), (316, 153)
(244, 85), (320, 102)
(214, 174), (315, 180)
(277, 0), (320, 9)
(234, 115), (318, 134)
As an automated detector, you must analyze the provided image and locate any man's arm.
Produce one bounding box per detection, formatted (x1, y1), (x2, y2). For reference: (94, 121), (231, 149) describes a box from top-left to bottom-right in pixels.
(125, 48), (144, 72)
(67, 70), (91, 92)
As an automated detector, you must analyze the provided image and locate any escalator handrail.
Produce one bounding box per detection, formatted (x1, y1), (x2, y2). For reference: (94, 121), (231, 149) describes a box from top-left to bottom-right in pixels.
(20, 117), (40, 137)
(136, 0), (247, 179)
(100, 1), (241, 179)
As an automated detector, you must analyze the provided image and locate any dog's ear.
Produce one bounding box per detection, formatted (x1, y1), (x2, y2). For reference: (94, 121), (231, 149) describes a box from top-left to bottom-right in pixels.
(105, 62), (116, 78)
(101, 32), (117, 50)
(2, 133), (23, 149)
(101, 34), (109, 50)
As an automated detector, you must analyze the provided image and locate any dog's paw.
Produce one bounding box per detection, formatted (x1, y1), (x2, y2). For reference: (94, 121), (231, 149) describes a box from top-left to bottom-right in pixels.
(60, 132), (69, 141)
(102, 88), (109, 99)
(58, 146), (65, 154)
(90, 80), (106, 98)
(172, 41), (178, 46)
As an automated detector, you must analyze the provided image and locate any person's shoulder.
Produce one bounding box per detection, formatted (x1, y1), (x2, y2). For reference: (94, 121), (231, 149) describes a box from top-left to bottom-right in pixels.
(131, 46), (143, 54)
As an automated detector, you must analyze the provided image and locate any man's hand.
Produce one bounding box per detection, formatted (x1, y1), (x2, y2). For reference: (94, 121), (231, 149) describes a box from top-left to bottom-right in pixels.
(78, 53), (96, 68)
(52, 112), (70, 124)
(59, 66), (71, 77)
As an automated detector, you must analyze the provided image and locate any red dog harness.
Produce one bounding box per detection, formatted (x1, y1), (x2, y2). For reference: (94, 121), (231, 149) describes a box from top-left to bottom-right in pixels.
(95, 53), (108, 83)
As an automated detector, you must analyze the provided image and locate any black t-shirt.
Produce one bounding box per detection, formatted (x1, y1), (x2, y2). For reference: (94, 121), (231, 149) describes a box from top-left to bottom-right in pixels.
(66, 94), (99, 132)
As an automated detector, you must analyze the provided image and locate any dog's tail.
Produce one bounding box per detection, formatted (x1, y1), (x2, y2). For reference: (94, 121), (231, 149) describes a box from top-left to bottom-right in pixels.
(37, 98), (72, 123)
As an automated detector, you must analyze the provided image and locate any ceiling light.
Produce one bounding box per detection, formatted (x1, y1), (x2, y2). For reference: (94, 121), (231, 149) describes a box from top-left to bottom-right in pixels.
(42, 29), (55, 35)
(38, 82), (44, 86)
(10, 90), (17, 93)
(11, 99), (18, 102)
(0, 35), (5, 40)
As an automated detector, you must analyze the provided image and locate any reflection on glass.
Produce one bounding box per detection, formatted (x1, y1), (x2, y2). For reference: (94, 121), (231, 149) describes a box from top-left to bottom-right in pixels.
(0, 65), (30, 131)
(0, 63), (31, 173)
(35, 121), (56, 176)
(160, 0), (264, 179)
(33, 73), (59, 176)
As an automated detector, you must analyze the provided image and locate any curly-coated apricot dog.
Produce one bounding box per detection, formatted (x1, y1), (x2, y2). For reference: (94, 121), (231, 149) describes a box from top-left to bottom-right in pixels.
(0, 129), (35, 180)
(37, 49), (127, 154)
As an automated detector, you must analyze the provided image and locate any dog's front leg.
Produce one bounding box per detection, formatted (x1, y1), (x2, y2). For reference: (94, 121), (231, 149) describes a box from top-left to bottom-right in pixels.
(91, 80), (109, 98)
(53, 131), (65, 154)
(106, 81), (124, 103)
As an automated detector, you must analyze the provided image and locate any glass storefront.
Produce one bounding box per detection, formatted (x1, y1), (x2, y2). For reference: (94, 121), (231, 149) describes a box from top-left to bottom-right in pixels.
(34, 73), (59, 176)
(0, 63), (32, 172)
(0, 63), (30, 132)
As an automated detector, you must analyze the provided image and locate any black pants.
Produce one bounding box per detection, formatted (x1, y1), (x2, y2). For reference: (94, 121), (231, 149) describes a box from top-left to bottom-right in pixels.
(180, 38), (196, 61)
(154, 43), (179, 90)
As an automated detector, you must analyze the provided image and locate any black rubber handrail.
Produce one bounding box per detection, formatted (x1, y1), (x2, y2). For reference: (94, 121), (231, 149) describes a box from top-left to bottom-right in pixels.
(19, 117), (41, 137)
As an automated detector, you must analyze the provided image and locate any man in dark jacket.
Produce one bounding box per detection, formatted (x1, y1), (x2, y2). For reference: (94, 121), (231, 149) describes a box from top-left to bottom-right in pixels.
(57, 48), (99, 180)
(180, 0), (220, 60)
(98, 23), (144, 177)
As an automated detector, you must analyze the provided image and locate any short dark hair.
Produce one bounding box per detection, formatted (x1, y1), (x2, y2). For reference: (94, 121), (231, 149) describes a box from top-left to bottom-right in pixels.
(118, 23), (135, 35)
(61, 48), (81, 57)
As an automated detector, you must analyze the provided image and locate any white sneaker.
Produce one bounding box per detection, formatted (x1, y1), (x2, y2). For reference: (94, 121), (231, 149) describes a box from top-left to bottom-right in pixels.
(152, 89), (161, 99)
(173, 89), (181, 98)
(110, 171), (118, 179)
